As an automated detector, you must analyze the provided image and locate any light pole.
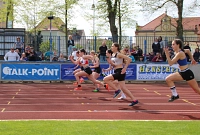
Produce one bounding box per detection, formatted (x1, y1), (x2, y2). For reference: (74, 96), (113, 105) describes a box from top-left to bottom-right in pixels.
(48, 14), (54, 62)
(92, 0), (95, 36)
(92, 0), (96, 51)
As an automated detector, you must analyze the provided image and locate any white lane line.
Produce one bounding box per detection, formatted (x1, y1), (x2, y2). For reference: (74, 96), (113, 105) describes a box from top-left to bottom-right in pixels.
(2, 110), (200, 114)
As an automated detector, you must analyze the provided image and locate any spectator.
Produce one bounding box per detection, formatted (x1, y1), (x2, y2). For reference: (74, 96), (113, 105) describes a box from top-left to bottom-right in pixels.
(99, 40), (107, 62)
(183, 42), (191, 62)
(148, 52), (154, 61)
(131, 45), (143, 60)
(158, 36), (164, 54)
(193, 48), (200, 62)
(71, 46), (78, 60)
(24, 46), (31, 57)
(121, 46), (130, 56)
(14, 37), (24, 53)
(27, 47), (37, 61)
(52, 50), (58, 61)
(4, 47), (20, 61)
(138, 56), (144, 62)
(15, 49), (21, 58)
(152, 38), (160, 55)
(121, 46), (135, 63)
(151, 52), (163, 62)
(67, 35), (74, 60)
(20, 53), (28, 61)
(58, 53), (66, 62)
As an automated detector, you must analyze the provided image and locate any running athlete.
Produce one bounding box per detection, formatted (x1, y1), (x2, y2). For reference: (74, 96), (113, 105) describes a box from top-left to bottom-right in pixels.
(103, 43), (138, 106)
(102, 49), (126, 99)
(70, 49), (105, 90)
(164, 39), (200, 102)
(70, 51), (84, 84)
(89, 50), (102, 92)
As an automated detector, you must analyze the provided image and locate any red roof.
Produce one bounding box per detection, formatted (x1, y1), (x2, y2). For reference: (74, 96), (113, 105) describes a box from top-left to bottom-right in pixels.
(138, 13), (200, 31)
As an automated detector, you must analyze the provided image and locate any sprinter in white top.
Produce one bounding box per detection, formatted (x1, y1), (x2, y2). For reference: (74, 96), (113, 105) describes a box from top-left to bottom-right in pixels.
(103, 43), (138, 106)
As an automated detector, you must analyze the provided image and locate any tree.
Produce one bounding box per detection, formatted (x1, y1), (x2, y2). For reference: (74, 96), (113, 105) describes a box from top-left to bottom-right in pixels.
(0, 0), (14, 28)
(136, 0), (200, 40)
(117, 0), (136, 45)
(79, 0), (136, 42)
(39, 41), (55, 53)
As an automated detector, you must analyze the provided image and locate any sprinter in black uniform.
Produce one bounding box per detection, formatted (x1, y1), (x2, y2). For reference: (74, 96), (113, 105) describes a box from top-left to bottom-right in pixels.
(103, 43), (138, 106)
(164, 39), (200, 102)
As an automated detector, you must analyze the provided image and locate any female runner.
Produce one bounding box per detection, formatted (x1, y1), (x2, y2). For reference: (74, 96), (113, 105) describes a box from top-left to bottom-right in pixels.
(102, 49), (126, 99)
(70, 49), (105, 90)
(164, 39), (200, 102)
(89, 50), (102, 92)
(103, 43), (138, 106)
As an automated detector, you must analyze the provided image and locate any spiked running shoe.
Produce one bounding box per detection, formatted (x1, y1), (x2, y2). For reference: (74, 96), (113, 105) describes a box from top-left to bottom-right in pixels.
(113, 90), (121, 98)
(104, 84), (109, 91)
(129, 100), (139, 106)
(80, 78), (84, 83)
(74, 86), (82, 91)
(93, 88), (100, 92)
(168, 95), (179, 102)
(100, 73), (107, 77)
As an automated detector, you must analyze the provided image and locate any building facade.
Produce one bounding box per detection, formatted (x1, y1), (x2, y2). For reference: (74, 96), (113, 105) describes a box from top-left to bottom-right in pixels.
(135, 12), (200, 53)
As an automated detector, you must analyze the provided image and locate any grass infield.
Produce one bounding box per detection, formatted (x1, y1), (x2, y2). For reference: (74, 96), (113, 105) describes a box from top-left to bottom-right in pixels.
(0, 120), (200, 135)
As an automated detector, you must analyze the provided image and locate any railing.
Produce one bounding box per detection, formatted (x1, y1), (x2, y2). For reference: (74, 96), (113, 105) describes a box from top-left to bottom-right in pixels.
(1, 34), (199, 57)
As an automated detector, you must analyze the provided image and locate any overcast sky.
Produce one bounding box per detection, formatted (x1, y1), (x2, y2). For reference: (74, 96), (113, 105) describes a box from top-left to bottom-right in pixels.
(14, 0), (200, 36)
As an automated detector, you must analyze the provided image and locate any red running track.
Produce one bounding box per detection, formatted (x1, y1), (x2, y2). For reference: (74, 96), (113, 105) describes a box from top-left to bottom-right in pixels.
(0, 83), (200, 120)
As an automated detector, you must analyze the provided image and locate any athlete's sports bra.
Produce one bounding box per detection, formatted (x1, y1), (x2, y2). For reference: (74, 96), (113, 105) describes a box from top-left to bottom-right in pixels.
(111, 53), (123, 66)
(79, 57), (89, 65)
(177, 51), (188, 66)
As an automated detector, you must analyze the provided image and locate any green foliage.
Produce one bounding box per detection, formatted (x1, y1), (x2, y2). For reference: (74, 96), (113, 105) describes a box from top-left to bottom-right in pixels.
(79, 0), (136, 36)
(39, 41), (56, 53)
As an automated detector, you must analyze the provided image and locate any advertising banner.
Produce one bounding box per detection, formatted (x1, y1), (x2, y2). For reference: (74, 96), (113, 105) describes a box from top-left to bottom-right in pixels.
(136, 64), (179, 81)
(61, 64), (137, 80)
(1, 64), (60, 80)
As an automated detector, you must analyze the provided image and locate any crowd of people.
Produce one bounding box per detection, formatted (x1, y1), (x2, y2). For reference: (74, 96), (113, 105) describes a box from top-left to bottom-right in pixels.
(68, 39), (200, 106)
(3, 36), (200, 106)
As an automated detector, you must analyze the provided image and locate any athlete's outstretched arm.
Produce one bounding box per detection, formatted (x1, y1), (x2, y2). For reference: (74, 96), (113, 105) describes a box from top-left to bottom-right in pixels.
(184, 49), (197, 64)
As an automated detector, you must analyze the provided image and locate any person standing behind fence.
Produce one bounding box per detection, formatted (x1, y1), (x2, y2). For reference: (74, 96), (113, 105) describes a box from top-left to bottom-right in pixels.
(152, 38), (160, 55)
(4, 47), (20, 61)
(67, 35), (75, 60)
(99, 40), (107, 62)
(158, 36), (164, 55)
(14, 37), (24, 53)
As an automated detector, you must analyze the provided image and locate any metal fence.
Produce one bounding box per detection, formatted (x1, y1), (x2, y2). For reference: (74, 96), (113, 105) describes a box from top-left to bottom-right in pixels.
(25, 35), (199, 56)
(0, 28), (25, 56)
(1, 33), (200, 58)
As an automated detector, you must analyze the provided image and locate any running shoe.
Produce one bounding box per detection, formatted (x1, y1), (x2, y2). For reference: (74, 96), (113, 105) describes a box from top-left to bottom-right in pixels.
(80, 78), (84, 83)
(104, 84), (109, 91)
(129, 100), (139, 106)
(101, 73), (107, 77)
(168, 95), (179, 102)
(74, 87), (82, 90)
(113, 90), (121, 98)
(93, 88), (100, 92)
(118, 93), (126, 100)
(73, 82), (78, 85)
